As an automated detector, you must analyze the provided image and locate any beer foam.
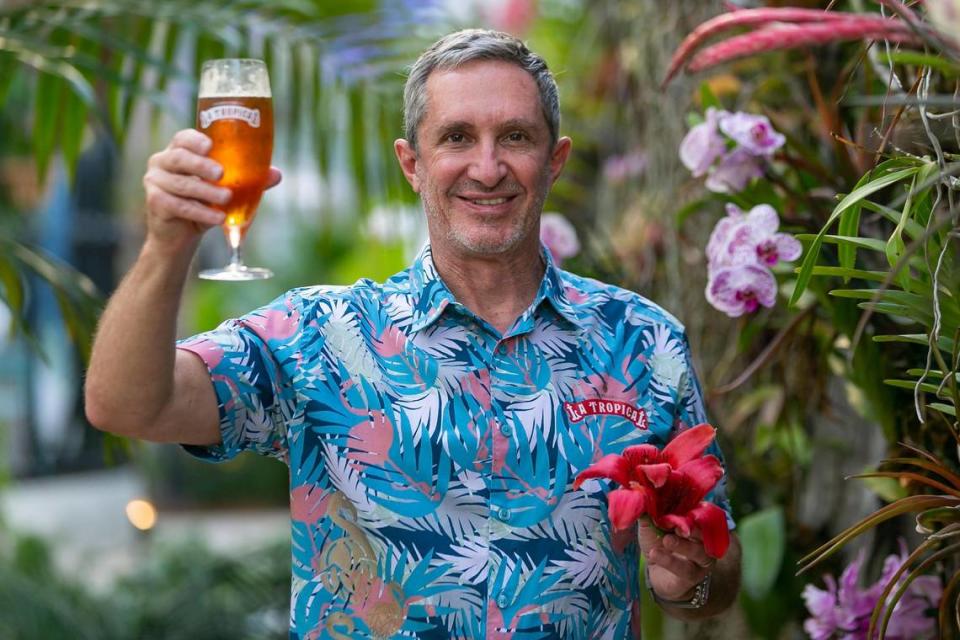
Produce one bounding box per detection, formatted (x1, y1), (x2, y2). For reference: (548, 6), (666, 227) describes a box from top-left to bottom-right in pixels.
(198, 59), (271, 98)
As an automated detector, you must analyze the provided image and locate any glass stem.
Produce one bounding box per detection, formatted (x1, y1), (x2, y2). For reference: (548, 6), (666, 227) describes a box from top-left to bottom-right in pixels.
(227, 225), (243, 270)
(229, 243), (243, 270)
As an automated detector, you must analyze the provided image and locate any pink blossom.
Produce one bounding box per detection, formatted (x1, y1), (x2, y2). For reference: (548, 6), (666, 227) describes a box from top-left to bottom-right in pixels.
(705, 264), (777, 317)
(704, 148), (765, 193)
(540, 212), (580, 265)
(485, 0), (538, 36)
(802, 544), (941, 640)
(603, 150), (648, 183)
(679, 107), (727, 177)
(718, 111), (785, 156)
(706, 203), (801, 270)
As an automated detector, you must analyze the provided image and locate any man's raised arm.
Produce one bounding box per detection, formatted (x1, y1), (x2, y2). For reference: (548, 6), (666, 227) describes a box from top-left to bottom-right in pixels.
(84, 128), (280, 445)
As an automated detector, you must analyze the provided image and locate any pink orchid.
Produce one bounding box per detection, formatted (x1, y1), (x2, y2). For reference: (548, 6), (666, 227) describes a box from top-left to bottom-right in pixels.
(573, 424), (730, 559)
(718, 112), (785, 156)
(803, 543), (941, 640)
(603, 149), (648, 183)
(704, 148), (765, 193)
(705, 264), (777, 317)
(540, 212), (580, 265)
(679, 107), (727, 177)
(706, 203), (802, 270)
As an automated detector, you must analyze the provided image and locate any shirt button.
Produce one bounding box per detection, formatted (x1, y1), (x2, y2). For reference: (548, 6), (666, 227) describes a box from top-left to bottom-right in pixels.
(499, 423), (513, 437)
(497, 594), (509, 608)
(497, 507), (511, 522)
(496, 344), (508, 355)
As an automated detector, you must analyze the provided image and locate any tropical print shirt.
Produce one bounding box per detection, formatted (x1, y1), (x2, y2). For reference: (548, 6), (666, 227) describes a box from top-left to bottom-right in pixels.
(178, 244), (733, 640)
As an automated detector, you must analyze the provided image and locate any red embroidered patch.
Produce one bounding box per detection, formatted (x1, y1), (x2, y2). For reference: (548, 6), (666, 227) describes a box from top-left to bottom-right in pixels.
(563, 399), (648, 430)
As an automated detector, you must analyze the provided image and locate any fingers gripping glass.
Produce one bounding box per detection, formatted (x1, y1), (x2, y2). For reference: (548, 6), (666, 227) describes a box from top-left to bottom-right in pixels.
(196, 59), (274, 280)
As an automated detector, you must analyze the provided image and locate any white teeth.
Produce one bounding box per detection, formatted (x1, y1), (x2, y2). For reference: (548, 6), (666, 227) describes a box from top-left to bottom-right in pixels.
(472, 197), (508, 205)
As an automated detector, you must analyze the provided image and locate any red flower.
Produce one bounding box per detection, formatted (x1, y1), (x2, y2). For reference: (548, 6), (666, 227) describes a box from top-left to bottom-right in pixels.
(573, 424), (730, 559)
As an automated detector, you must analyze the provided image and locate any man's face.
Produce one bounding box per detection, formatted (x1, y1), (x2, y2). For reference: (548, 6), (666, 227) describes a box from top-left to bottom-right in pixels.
(395, 60), (571, 259)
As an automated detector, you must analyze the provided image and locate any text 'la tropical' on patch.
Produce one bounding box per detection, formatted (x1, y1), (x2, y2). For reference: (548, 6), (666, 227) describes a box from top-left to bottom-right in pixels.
(563, 399), (648, 430)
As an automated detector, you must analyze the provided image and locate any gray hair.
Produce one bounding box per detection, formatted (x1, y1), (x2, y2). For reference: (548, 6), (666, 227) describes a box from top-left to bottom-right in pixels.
(403, 29), (560, 151)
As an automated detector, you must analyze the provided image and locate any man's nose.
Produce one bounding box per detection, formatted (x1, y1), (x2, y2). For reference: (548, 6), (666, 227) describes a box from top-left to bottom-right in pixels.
(466, 140), (507, 187)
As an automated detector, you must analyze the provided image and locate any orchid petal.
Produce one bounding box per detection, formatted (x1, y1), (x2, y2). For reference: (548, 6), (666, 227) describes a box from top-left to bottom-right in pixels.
(689, 501), (731, 559)
(662, 424), (717, 467)
(574, 454), (632, 489)
(607, 488), (650, 531)
(773, 232), (802, 262)
(746, 203), (780, 235)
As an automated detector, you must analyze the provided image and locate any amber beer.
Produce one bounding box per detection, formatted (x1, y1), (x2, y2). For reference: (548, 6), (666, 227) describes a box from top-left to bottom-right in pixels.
(196, 94), (273, 241)
(196, 58), (273, 280)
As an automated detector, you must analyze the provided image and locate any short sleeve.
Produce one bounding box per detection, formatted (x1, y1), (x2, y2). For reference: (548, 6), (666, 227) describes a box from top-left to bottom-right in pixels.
(176, 291), (306, 463)
(673, 332), (735, 529)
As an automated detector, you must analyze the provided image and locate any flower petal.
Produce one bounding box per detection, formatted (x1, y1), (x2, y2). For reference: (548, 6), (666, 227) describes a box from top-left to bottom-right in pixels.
(662, 423), (716, 467)
(638, 462), (673, 488)
(705, 264), (778, 317)
(622, 444), (663, 467)
(675, 455), (725, 501)
(773, 232), (802, 262)
(745, 203), (780, 235)
(688, 501), (731, 559)
(574, 454), (632, 489)
(607, 488), (650, 531)
(656, 512), (695, 537)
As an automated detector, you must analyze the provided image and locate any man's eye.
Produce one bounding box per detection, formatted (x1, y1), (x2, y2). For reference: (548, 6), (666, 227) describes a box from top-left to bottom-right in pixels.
(506, 131), (527, 142)
(446, 133), (465, 143)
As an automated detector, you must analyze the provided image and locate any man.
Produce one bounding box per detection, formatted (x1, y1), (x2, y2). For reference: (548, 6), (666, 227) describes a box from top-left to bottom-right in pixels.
(86, 29), (740, 639)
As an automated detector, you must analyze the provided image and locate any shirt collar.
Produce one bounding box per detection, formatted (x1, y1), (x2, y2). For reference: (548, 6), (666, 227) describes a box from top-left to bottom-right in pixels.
(407, 243), (583, 334)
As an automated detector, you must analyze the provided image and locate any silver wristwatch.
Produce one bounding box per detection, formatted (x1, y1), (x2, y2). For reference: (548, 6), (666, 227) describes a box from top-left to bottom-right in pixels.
(645, 566), (711, 609)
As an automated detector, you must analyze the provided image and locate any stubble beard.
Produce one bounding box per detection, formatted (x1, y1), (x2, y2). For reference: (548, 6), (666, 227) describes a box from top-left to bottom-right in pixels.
(420, 171), (551, 257)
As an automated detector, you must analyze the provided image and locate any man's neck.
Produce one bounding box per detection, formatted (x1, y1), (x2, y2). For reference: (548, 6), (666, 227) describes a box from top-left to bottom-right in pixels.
(430, 243), (545, 336)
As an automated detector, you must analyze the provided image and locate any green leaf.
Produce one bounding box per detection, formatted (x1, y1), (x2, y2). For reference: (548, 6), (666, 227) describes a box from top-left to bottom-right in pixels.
(790, 166), (922, 306)
(699, 81), (721, 110)
(0, 253), (26, 325)
(32, 70), (64, 184)
(809, 266), (887, 283)
(884, 50), (960, 77)
(858, 302), (930, 324)
(738, 507), (785, 600)
(885, 173), (915, 290)
(59, 86), (88, 179)
(883, 379), (948, 395)
(796, 234), (887, 253)
(930, 403), (957, 417)
(0, 51), (19, 108)
(860, 199), (926, 240)
(916, 506), (960, 534)
(831, 288), (949, 325)
(873, 333), (956, 352)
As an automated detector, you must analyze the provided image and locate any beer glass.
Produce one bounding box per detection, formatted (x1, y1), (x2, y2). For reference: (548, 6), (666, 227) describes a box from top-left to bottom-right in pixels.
(196, 59), (274, 280)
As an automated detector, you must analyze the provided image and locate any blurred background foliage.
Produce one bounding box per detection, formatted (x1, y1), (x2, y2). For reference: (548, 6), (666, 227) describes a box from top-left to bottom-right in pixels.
(2, 0), (959, 638)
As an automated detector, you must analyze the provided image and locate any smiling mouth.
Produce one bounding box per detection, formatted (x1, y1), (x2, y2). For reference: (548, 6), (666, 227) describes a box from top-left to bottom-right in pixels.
(457, 195), (517, 207)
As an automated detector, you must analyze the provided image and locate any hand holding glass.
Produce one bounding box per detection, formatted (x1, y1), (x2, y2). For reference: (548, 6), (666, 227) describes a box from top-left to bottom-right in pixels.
(196, 59), (274, 280)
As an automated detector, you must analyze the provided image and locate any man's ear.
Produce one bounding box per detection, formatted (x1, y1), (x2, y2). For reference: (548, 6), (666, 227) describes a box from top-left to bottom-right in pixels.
(548, 136), (572, 185)
(394, 138), (420, 193)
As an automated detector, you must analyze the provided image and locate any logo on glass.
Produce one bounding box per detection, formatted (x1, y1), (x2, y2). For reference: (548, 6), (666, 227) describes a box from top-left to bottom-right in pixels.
(199, 105), (261, 129)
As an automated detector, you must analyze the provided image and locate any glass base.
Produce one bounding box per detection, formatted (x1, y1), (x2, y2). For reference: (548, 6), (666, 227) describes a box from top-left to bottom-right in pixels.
(199, 264), (273, 281)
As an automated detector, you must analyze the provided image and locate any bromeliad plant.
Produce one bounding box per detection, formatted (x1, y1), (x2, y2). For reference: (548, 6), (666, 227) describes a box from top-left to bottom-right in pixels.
(798, 443), (960, 639)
